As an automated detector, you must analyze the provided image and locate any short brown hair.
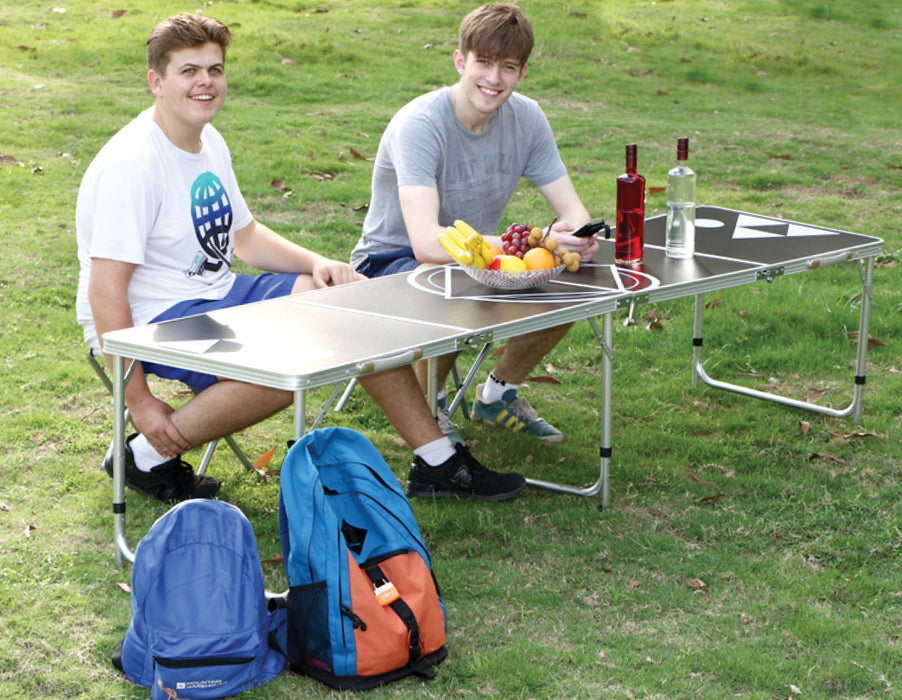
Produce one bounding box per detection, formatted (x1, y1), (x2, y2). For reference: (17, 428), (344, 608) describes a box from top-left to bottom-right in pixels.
(146, 13), (231, 75)
(458, 3), (534, 66)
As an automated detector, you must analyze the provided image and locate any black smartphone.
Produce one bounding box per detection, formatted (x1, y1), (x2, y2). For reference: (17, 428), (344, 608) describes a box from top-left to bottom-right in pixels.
(573, 218), (611, 239)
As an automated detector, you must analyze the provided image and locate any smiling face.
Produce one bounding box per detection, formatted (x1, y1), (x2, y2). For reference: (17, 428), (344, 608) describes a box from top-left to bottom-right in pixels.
(451, 49), (526, 132)
(148, 42), (227, 152)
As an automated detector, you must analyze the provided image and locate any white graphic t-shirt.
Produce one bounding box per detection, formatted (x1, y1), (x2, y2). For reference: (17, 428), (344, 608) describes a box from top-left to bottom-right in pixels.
(75, 108), (253, 349)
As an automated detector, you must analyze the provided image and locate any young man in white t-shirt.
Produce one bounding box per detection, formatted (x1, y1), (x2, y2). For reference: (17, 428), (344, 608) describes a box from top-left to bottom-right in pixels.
(350, 3), (599, 456)
(77, 13), (525, 503)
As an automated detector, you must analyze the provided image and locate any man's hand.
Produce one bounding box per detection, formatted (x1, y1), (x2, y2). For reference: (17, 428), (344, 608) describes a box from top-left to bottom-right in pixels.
(548, 220), (600, 262)
(128, 394), (192, 459)
(311, 259), (367, 287)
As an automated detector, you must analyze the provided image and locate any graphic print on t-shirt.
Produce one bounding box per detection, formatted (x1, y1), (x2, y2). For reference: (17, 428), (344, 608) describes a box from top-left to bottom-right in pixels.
(189, 171), (233, 275)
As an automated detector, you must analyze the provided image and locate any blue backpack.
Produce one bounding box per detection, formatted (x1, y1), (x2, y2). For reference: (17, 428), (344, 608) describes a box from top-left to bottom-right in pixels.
(277, 427), (448, 690)
(113, 499), (288, 699)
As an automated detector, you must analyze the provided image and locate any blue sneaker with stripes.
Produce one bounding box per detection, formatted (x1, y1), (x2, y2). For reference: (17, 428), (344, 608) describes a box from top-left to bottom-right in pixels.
(472, 384), (564, 443)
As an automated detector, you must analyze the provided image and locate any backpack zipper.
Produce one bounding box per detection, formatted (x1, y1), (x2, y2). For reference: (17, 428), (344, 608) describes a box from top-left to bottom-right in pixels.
(154, 655), (255, 669)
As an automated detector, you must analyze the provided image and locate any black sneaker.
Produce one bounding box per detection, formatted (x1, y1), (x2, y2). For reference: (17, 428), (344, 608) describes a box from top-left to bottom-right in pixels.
(103, 433), (221, 502)
(406, 443), (525, 501)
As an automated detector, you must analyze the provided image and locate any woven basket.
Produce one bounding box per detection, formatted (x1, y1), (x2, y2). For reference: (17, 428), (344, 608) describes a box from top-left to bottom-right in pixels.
(461, 265), (565, 291)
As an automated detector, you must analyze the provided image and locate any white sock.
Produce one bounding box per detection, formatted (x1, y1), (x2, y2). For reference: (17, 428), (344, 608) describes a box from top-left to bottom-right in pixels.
(129, 434), (170, 472)
(481, 371), (518, 404)
(414, 437), (456, 467)
(426, 389), (447, 406)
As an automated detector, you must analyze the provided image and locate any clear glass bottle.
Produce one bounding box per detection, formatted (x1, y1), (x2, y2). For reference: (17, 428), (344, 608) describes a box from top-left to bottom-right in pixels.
(615, 144), (646, 265)
(665, 137), (696, 259)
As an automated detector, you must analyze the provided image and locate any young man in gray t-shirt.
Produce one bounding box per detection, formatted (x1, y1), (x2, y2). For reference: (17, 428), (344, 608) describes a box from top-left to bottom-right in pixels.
(351, 3), (599, 468)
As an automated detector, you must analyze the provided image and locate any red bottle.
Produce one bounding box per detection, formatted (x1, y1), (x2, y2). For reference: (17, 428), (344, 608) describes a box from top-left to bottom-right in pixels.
(615, 143), (646, 264)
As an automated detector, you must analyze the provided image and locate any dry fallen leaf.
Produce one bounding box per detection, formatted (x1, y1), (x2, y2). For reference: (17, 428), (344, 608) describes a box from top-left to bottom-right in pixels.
(687, 473), (717, 488)
(694, 493), (727, 505)
(526, 374), (561, 385)
(281, 57), (297, 66)
(648, 186), (666, 194)
(350, 148), (366, 160)
(846, 331), (889, 346)
(110, 9), (126, 18)
(800, 420), (810, 435)
(687, 578), (709, 602)
(252, 447), (277, 472)
(809, 453), (848, 466)
(831, 430), (879, 440)
(117, 582), (131, 593)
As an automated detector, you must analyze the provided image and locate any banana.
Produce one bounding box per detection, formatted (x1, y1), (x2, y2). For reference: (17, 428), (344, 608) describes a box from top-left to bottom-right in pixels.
(439, 231), (473, 265)
(478, 239), (493, 263)
(453, 219), (481, 244)
(440, 220), (495, 268)
(444, 225), (470, 251)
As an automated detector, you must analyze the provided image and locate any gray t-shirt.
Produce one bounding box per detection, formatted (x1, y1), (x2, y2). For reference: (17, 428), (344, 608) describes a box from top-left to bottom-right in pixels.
(350, 87), (567, 268)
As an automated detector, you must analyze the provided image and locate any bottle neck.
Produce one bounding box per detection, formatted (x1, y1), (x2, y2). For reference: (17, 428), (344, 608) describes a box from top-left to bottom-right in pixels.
(625, 144), (637, 174)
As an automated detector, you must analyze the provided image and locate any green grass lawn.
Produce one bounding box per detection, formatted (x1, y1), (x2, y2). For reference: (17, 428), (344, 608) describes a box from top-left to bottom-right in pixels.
(1, 0), (900, 698)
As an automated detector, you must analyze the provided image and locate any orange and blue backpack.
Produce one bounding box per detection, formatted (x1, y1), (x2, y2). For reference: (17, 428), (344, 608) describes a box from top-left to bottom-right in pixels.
(275, 427), (448, 690)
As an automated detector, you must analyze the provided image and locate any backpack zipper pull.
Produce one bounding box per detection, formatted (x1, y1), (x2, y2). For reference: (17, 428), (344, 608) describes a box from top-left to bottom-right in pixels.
(340, 604), (367, 631)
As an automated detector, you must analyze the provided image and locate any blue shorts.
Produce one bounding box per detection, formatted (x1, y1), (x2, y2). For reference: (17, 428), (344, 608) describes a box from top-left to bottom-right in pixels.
(143, 273), (299, 392)
(355, 247), (420, 278)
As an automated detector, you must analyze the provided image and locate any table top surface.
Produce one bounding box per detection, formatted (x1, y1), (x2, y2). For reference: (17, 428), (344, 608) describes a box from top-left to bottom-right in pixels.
(101, 207), (883, 391)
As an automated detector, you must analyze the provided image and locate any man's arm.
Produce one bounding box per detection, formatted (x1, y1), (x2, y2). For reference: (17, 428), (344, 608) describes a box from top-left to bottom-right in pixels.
(398, 185), (458, 264)
(88, 257), (192, 458)
(233, 219), (363, 286)
(400, 174), (598, 265)
(538, 173), (599, 262)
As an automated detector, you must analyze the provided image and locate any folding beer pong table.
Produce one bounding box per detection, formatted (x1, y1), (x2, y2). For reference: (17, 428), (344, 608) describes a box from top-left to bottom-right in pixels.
(101, 207), (882, 564)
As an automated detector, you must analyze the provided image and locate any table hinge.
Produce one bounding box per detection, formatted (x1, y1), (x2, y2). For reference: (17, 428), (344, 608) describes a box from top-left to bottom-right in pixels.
(460, 331), (493, 348)
(617, 294), (649, 309)
(757, 266), (785, 282)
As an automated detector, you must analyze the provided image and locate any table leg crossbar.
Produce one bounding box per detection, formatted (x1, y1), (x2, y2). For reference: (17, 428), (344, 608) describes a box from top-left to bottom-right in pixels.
(692, 257), (875, 424)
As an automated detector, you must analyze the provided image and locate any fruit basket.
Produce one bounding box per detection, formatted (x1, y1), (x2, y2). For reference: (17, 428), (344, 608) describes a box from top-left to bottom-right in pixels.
(461, 264), (565, 291)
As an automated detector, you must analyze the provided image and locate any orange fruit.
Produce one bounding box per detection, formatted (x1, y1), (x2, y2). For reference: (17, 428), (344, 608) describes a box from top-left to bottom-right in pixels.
(523, 246), (556, 270)
(487, 243), (503, 260)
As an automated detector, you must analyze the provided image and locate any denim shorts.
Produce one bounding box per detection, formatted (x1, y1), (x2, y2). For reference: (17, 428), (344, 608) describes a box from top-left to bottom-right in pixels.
(355, 247), (421, 278)
(143, 272), (299, 392)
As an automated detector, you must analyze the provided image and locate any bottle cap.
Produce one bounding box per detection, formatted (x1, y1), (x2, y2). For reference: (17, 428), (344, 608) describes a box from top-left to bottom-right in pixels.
(677, 137), (689, 161)
(625, 143), (637, 169)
